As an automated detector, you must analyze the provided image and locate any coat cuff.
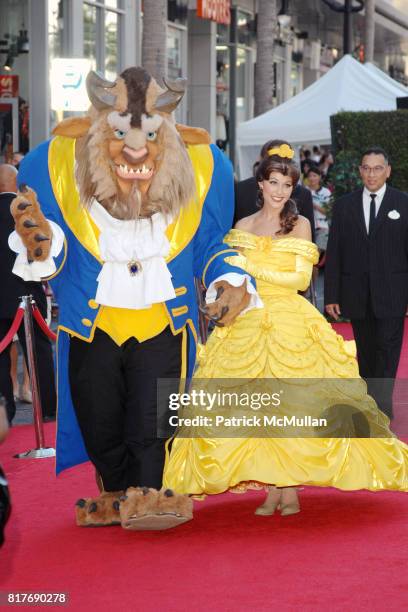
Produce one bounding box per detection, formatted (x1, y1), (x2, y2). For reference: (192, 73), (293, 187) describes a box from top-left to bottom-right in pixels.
(8, 220), (65, 281)
(206, 272), (263, 314)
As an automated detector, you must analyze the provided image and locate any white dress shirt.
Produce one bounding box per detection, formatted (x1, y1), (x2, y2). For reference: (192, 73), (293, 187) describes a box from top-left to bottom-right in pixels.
(362, 183), (387, 232)
(90, 201), (177, 309)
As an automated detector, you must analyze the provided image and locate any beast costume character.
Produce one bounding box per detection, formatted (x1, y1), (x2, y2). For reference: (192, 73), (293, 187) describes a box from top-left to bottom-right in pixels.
(10, 68), (258, 530)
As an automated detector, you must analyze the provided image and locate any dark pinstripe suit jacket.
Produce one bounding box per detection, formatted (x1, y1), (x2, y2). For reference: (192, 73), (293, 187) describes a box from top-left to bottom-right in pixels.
(324, 186), (408, 319)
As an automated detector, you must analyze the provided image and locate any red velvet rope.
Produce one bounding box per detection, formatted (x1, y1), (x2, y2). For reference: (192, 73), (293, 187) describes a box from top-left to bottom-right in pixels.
(32, 306), (57, 342)
(0, 308), (25, 354)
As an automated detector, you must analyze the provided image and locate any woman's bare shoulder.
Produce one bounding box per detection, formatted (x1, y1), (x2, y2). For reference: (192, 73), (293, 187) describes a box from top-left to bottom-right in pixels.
(291, 215), (311, 240)
(234, 213), (258, 230)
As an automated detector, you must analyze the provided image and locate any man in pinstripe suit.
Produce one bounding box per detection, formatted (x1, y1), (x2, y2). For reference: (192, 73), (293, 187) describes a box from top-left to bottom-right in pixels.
(325, 147), (408, 419)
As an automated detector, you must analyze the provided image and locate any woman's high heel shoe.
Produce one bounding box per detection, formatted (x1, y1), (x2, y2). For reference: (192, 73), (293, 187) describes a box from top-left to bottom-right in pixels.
(254, 487), (282, 516)
(279, 487), (300, 516)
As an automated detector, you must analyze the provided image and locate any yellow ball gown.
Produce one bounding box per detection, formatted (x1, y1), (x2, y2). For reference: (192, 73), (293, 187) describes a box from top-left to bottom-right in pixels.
(163, 229), (408, 494)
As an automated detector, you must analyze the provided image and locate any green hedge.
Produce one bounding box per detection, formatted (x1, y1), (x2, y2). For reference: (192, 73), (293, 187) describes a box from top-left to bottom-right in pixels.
(330, 110), (408, 198)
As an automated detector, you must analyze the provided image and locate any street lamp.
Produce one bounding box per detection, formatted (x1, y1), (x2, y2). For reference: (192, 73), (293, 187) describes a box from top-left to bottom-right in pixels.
(321, 0), (364, 55)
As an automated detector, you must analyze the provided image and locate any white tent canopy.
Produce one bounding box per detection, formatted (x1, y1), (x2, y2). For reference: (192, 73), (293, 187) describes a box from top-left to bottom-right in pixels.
(365, 62), (408, 95)
(237, 55), (407, 178)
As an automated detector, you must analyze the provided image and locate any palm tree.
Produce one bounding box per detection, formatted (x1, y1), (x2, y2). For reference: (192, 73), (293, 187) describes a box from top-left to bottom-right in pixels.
(142, 0), (168, 84)
(364, 0), (375, 63)
(254, 0), (277, 116)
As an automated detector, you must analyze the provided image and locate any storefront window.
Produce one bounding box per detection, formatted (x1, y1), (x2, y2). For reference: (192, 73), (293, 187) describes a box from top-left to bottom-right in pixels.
(0, 0), (29, 157)
(105, 10), (118, 80)
(216, 23), (230, 151)
(83, 4), (97, 66)
(167, 0), (188, 25)
(84, 1), (124, 77)
(167, 26), (182, 80)
(48, 0), (62, 62)
(236, 46), (251, 125)
(216, 16), (254, 153)
(167, 23), (187, 122)
(216, 46), (229, 151)
(237, 10), (253, 47)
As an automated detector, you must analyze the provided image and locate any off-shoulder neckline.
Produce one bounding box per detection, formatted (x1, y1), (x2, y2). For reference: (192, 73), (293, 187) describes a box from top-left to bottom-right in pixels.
(228, 228), (315, 246)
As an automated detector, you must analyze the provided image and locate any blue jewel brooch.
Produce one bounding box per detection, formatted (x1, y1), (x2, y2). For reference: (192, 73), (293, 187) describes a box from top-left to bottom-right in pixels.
(127, 259), (142, 276)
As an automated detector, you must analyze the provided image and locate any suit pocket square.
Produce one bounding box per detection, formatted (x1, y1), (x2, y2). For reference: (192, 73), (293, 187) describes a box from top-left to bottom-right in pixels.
(388, 210), (400, 220)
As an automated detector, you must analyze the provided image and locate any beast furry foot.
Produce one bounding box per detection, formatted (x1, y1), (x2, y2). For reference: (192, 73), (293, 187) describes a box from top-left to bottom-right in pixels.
(119, 487), (193, 531)
(75, 491), (123, 527)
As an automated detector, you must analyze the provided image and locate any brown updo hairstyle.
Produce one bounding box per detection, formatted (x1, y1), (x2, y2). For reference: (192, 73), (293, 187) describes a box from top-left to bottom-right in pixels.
(255, 155), (300, 235)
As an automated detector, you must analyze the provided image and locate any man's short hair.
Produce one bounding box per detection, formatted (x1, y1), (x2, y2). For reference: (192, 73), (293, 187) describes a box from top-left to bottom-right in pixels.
(361, 146), (389, 164)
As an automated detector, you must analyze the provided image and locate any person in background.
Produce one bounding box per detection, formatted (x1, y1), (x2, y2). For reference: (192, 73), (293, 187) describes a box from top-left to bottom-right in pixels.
(11, 153), (24, 171)
(311, 145), (321, 164)
(306, 165), (331, 254)
(0, 164), (56, 424)
(300, 149), (311, 175)
(235, 139), (315, 242)
(10, 340), (32, 404)
(319, 152), (334, 185)
(325, 146), (408, 419)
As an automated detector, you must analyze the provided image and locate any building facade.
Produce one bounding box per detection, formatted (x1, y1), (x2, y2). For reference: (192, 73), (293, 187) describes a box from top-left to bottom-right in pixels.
(0, 0), (407, 165)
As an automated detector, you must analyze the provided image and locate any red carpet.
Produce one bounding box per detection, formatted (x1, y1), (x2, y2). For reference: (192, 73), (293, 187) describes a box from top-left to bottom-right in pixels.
(1, 323), (408, 610)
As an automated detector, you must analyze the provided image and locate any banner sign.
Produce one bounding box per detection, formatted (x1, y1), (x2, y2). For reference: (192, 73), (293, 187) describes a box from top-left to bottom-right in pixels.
(197, 0), (231, 25)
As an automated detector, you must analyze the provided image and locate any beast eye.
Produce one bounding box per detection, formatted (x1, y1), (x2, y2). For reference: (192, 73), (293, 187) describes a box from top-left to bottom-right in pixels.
(146, 131), (157, 141)
(114, 129), (126, 139)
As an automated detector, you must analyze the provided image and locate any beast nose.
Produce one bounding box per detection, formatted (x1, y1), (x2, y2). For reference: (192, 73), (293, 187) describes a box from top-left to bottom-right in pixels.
(122, 145), (148, 165)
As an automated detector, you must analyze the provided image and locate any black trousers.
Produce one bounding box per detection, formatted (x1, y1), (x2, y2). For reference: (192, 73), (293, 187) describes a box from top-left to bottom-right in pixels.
(0, 316), (56, 423)
(351, 302), (405, 419)
(69, 327), (182, 492)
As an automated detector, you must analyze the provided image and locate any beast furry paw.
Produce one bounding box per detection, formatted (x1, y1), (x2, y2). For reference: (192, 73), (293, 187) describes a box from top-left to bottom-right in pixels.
(10, 185), (52, 262)
(119, 487), (193, 531)
(201, 280), (251, 327)
(75, 491), (123, 527)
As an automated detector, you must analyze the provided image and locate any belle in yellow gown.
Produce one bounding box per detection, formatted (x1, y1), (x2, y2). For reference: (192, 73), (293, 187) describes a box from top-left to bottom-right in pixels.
(163, 152), (408, 503)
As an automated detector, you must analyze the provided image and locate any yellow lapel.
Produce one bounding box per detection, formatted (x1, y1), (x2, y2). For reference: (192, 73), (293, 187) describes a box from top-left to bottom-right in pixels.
(48, 136), (213, 263)
(165, 144), (214, 262)
(48, 136), (101, 261)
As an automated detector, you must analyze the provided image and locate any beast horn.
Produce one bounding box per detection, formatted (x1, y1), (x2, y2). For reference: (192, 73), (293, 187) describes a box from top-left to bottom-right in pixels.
(153, 77), (187, 113)
(86, 71), (117, 110)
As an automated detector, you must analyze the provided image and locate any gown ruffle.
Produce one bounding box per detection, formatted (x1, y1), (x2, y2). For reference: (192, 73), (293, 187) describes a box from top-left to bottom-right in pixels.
(163, 230), (408, 494)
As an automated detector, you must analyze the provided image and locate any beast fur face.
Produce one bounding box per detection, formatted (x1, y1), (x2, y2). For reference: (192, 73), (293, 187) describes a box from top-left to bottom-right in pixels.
(60, 67), (201, 221)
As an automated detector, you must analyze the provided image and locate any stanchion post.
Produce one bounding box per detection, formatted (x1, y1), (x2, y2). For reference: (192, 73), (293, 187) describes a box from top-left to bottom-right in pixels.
(23, 295), (45, 448)
(14, 295), (55, 459)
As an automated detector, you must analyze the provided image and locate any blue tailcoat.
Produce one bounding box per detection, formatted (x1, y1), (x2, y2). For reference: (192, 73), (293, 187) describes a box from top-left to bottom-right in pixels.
(18, 140), (246, 474)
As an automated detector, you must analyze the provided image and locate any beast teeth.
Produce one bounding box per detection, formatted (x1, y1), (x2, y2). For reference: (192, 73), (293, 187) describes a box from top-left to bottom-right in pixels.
(119, 163), (152, 176)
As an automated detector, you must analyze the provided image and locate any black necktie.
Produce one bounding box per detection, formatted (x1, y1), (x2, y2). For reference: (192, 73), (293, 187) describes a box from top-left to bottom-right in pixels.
(368, 193), (377, 235)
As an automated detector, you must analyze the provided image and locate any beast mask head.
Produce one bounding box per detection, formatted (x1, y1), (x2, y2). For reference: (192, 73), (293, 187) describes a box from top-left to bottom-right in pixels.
(53, 67), (210, 220)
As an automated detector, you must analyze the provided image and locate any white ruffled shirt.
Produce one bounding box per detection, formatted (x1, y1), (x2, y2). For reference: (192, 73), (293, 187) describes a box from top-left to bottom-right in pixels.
(9, 200), (262, 313)
(89, 201), (176, 309)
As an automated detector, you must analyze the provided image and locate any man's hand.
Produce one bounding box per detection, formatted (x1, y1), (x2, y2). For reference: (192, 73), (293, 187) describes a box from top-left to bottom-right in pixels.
(10, 185), (52, 262)
(325, 303), (341, 320)
(201, 280), (251, 327)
